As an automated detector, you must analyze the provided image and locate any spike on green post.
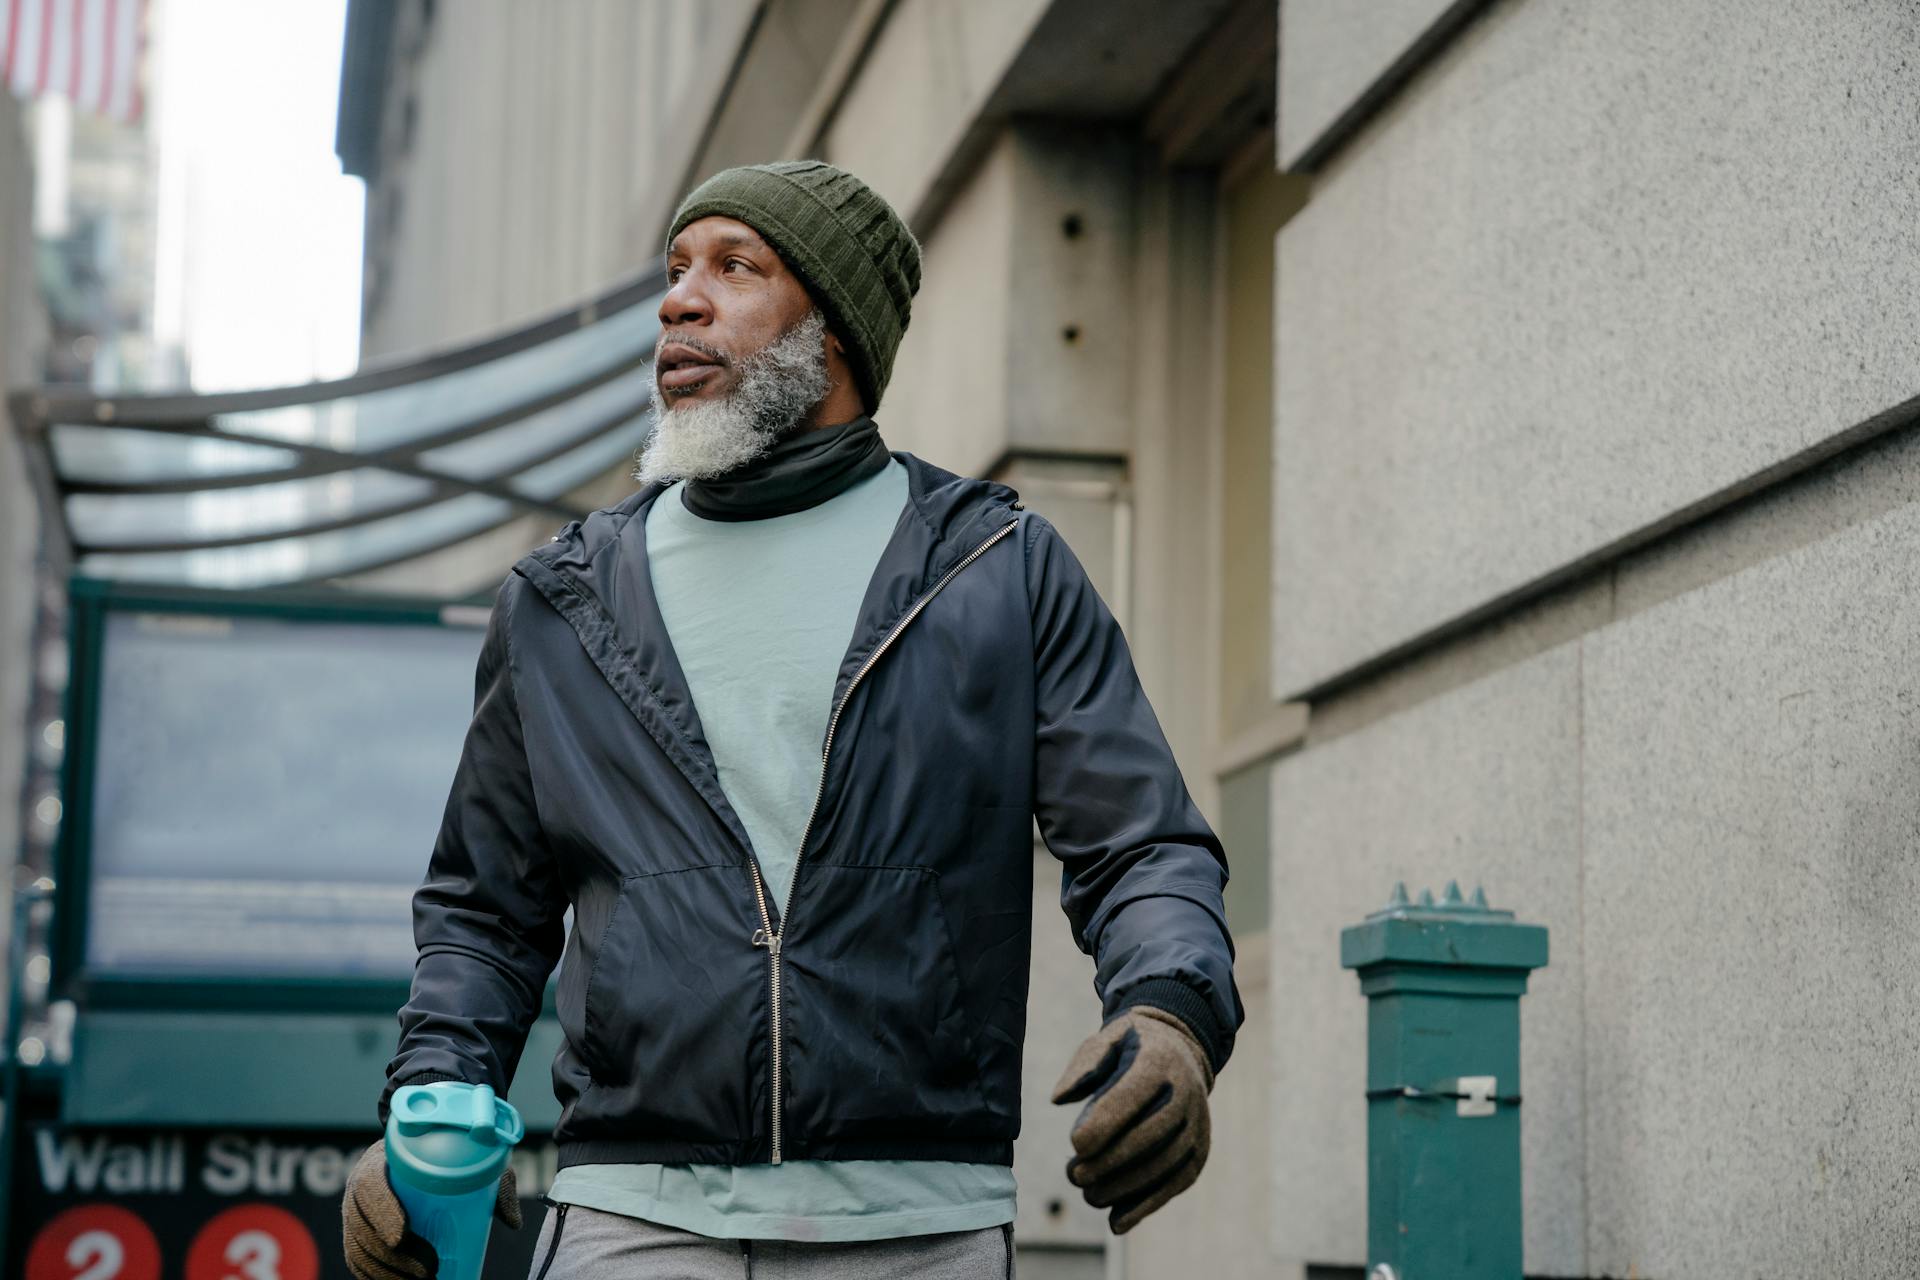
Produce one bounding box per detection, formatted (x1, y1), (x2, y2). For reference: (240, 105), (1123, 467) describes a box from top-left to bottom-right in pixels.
(1341, 883), (1548, 1280)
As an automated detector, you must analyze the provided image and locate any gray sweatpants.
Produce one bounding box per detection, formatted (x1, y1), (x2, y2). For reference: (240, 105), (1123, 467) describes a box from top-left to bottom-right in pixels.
(525, 1203), (1015, 1279)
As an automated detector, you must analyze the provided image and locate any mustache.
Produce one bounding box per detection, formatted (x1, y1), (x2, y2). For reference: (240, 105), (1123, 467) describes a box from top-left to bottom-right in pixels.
(658, 332), (730, 365)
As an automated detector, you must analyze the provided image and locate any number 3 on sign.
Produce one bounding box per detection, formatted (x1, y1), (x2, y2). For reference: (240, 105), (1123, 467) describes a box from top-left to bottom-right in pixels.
(225, 1231), (281, 1280)
(185, 1207), (318, 1280)
(25, 1206), (162, 1280)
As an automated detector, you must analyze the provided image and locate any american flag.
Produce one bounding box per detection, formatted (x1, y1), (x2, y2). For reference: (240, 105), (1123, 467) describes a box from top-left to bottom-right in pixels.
(1, 0), (147, 124)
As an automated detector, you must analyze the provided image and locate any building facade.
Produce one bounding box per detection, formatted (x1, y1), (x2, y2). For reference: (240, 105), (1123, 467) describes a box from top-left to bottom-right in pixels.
(0, 90), (49, 991)
(342, 1), (1920, 1276)
(2, 0), (171, 1059)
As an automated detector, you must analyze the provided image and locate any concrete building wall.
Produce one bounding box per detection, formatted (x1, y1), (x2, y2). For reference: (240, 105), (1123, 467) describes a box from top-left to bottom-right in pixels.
(356, 0), (756, 363)
(1267, 1), (1920, 1276)
(817, 0), (1050, 221)
(1276, 0), (1486, 171)
(880, 123), (1138, 476)
(1271, 430), (1920, 1278)
(1273, 0), (1920, 697)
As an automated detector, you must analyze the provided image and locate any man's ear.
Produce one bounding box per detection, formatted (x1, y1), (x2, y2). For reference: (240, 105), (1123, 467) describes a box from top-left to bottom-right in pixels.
(827, 331), (847, 358)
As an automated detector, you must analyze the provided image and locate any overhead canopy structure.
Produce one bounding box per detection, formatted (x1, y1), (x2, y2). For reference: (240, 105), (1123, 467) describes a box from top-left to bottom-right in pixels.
(10, 259), (667, 593)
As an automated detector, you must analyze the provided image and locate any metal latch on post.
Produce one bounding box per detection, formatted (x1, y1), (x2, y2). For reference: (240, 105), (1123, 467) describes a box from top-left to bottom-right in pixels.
(1361, 1075), (1522, 1117)
(1456, 1075), (1497, 1118)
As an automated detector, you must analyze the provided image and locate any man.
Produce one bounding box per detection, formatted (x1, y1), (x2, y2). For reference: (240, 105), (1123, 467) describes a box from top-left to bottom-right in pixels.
(343, 160), (1242, 1279)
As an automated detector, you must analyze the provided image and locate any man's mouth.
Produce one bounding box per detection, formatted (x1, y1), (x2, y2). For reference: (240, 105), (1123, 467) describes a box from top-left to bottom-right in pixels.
(657, 341), (727, 394)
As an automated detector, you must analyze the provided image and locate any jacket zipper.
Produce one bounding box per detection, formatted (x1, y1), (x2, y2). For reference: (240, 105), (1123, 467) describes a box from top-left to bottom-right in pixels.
(750, 515), (1020, 1163)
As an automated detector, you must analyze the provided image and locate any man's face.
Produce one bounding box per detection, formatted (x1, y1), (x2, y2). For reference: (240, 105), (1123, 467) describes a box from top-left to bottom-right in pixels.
(656, 216), (817, 404)
(634, 216), (837, 485)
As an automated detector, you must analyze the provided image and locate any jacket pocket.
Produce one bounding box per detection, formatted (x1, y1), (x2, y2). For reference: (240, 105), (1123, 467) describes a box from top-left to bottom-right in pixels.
(781, 865), (988, 1142)
(557, 866), (765, 1148)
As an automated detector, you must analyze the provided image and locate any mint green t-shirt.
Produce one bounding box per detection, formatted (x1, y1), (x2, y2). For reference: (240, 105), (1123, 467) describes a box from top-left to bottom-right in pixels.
(545, 458), (1017, 1242)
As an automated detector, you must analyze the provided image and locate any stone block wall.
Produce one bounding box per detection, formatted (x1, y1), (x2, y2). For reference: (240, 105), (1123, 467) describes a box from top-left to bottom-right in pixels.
(1266, 2), (1920, 1274)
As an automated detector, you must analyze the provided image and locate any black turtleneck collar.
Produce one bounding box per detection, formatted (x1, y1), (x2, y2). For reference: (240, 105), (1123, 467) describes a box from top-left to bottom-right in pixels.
(679, 415), (893, 521)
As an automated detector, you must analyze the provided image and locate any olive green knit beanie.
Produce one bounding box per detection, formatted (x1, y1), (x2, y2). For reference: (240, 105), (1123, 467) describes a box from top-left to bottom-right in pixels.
(666, 160), (922, 411)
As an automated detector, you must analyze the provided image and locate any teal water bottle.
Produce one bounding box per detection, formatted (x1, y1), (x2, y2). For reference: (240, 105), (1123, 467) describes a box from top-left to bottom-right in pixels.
(385, 1081), (525, 1280)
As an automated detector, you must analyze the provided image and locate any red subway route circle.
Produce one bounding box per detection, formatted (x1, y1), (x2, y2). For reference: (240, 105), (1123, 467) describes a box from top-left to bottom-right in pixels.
(185, 1206), (319, 1280)
(25, 1205), (162, 1280)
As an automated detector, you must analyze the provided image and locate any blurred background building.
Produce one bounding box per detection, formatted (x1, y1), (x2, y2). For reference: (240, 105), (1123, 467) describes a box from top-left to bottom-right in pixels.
(4, 0), (1920, 1276)
(1, 0), (160, 1092)
(0, 87), (51, 1114)
(2, 0), (370, 1042)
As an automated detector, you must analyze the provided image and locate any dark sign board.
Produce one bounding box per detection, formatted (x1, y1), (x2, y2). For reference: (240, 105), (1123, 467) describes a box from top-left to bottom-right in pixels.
(80, 607), (486, 981)
(10, 1120), (558, 1279)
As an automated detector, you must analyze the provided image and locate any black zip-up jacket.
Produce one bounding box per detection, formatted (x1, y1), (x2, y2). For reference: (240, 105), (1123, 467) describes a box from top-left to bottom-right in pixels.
(381, 450), (1244, 1170)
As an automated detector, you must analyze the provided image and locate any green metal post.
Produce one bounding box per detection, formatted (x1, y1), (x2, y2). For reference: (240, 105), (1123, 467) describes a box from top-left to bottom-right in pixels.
(1340, 881), (1548, 1280)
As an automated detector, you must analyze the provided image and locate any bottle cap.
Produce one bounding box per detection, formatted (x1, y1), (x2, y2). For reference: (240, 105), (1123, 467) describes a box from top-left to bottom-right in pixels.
(386, 1082), (525, 1196)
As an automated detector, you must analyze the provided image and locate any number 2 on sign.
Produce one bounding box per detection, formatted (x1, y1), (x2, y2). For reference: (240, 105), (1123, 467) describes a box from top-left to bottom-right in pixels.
(25, 1207), (161, 1280)
(67, 1231), (124, 1280)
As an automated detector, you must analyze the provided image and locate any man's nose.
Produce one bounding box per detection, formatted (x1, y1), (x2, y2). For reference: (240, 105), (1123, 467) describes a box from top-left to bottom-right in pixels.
(659, 272), (713, 328)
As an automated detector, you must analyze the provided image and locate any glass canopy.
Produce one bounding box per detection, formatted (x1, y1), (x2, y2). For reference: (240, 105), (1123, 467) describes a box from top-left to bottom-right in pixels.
(10, 259), (667, 591)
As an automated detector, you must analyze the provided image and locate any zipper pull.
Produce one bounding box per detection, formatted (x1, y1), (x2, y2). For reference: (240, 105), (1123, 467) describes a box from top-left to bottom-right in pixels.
(751, 928), (781, 958)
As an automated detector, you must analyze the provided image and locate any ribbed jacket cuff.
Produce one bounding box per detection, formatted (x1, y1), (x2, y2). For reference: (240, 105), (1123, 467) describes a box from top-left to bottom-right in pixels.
(1115, 978), (1231, 1074)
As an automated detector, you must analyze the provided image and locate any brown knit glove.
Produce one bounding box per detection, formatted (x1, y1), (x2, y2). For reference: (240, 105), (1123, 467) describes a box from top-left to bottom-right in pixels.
(1050, 1005), (1215, 1234)
(342, 1139), (522, 1279)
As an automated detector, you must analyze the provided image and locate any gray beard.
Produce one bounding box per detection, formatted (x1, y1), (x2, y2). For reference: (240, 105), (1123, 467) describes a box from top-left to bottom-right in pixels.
(631, 307), (833, 485)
